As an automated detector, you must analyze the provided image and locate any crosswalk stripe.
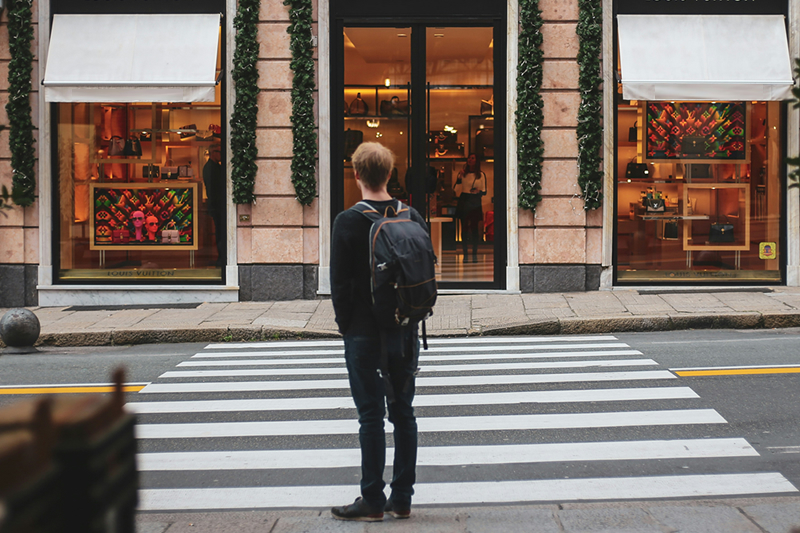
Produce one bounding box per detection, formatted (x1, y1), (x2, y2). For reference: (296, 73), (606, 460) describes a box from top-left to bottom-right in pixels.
(159, 359), (658, 379)
(126, 386), (698, 414)
(203, 335), (619, 350)
(138, 370), (676, 394)
(182, 349), (644, 365)
(134, 409), (725, 439)
(136, 438), (758, 471)
(192, 343), (633, 358)
(137, 473), (797, 510)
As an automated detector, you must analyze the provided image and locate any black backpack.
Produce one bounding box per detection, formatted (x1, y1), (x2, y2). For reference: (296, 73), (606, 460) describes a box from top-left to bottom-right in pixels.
(353, 200), (438, 401)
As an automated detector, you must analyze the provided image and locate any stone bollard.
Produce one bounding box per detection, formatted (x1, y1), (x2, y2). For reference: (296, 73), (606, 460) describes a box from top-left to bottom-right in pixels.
(0, 308), (40, 354)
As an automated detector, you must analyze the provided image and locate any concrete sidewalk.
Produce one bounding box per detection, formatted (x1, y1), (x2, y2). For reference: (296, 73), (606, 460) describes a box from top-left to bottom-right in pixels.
(136, 496), (800, 533)
(4, 287), (800, 347)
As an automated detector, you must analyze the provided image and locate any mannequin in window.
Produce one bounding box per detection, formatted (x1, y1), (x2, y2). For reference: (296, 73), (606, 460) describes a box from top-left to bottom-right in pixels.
(203, 143), (226, 267)
(145, 215), (159, 242)
(453, 154), (486, 262)
(130, 210), (146, 242)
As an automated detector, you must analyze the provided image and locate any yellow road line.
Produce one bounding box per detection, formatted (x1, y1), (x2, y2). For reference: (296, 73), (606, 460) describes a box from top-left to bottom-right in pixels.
(675, 368), (800, 377)
(0, 385), (146, 395)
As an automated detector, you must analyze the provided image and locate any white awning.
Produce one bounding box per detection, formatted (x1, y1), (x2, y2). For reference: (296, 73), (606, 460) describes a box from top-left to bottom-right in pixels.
(617, 15), (794, 101)
(43, 14), (220, 103)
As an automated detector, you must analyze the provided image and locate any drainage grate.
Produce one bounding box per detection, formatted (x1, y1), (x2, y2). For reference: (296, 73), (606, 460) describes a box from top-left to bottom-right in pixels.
(636, 287), (773, 296)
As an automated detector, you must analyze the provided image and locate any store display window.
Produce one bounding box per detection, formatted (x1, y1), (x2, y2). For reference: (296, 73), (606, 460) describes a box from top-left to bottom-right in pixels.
(615, 99), (783, 282)
(56, 100), (223, 281)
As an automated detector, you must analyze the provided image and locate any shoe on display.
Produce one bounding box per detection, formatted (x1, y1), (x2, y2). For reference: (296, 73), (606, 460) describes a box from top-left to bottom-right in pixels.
(384, 499), (411, 519)
(331, 497), (384, 522)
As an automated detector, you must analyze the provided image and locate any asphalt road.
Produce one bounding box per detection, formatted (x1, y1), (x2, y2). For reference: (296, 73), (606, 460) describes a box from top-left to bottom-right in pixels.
(1, 329), (799, 510)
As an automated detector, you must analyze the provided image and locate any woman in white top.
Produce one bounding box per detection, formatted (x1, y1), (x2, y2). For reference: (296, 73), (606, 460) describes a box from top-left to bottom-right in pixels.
(453, 154), (487, 262)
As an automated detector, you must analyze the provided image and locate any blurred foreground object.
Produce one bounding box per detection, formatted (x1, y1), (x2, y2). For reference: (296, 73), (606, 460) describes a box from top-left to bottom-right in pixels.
(0, 368), (137, 533)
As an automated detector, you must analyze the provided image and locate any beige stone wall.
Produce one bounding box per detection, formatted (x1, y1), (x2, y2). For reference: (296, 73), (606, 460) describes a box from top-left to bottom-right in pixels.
(0, 0), (40, 266)
(518, 0), (601, 266)
(238, 0), (319, 266)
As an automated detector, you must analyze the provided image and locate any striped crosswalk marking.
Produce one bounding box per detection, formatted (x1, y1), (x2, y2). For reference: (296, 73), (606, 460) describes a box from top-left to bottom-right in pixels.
(125, 386), (699, 414)
(139, 370), (676, 394)
(159, 358), (658, 378)
(137, 438), (758, 471)
(135, 409), (726, 439)
(131, 335), (798, 511)
(139, 473), (796, 510)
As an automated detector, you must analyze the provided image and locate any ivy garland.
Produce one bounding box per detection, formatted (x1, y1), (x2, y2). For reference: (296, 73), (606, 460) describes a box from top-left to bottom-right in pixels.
(6, 0), (36, 208)
(284, 0), (317, 206)
(231, 0), (259, 204)
(516, 0), (545, 212)
(576, 0), (603, 210)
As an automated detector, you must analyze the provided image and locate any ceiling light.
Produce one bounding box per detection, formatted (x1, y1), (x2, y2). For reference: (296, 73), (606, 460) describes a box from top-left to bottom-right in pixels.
(385, 78), (391, 87)
(434, 33), (444, 38)
(397, 33), (407, 38)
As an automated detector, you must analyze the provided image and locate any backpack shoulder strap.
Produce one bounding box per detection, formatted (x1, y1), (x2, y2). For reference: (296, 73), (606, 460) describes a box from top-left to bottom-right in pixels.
(352, 201), (381, 223)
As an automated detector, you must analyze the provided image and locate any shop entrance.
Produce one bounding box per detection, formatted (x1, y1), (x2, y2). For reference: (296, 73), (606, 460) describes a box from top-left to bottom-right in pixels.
(335, 23), (505, 288)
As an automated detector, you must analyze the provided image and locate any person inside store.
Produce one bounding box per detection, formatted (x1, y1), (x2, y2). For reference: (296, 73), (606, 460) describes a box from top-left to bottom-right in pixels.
(203, 143), (226, 267)
(453, 153), (487, 262)
(330, 142), (424, 522)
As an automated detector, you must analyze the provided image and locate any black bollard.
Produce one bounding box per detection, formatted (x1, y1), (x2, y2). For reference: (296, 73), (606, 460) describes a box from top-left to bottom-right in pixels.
(0, 308), (40, 354)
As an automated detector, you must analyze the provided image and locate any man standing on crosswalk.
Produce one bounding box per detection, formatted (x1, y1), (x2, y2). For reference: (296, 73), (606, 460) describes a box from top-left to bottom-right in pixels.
(330, 143), (425, 522)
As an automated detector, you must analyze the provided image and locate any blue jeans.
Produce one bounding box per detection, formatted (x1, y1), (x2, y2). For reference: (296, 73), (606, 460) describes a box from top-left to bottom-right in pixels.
(344, 329), (419, 510)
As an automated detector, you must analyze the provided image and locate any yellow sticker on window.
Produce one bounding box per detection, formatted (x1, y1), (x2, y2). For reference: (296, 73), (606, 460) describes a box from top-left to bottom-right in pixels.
(759, 242), (777, 260)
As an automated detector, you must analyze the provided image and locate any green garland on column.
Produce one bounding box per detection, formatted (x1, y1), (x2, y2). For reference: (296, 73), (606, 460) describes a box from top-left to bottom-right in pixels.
(516, 0), (545, 212)
(284, 0), (317, 206)
(231, 0), (259, 204)
(576, 0), (603, 209)
(231, 0), (260, 204)
(6, 0), (36, 207)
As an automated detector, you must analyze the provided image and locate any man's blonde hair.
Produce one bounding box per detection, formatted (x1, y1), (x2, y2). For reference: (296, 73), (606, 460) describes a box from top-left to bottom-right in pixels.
(351, 142), (394, 190)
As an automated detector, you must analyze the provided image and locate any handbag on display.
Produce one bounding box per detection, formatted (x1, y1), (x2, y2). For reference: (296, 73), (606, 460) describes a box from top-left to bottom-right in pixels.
(625, 160), (649, 180)
(344, 128), (363, 159)
(689, 164), (712, 180)
(142, 165), (160, 179)
(663, 221), (678, 239)
(475, 128), (494, 159)
(628, 121), (638, 143)
(161, 166), (179, 180)
(111, 229), (130, 244)
(178, 165), (194, 177)
(681, 135), (706, 155)
(709, 223), (735, 243)
(480, 96), (493, 116)
(348, 93), (369, 116)
(123, 138), (142, 156)
(645, 198), (665, 212)
(161, 229), (180, 244)
(209, 124), (222, 138)
(379, 96), (409, 116)
(108, 136), (125, 156)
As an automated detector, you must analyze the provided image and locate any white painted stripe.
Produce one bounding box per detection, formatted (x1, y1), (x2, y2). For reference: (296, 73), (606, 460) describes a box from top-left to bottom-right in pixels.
(203, 335), (619, 350)
(138, 473), (797, 510)
(136, 438), (757, 471)
(194, 344), (634, 358)
(182, 349), (643, 365)
(134, 409), (725, 439)
(0, 382), (149, 389)
(192, 348), (642, 362)
(671, 364), (800, 371)
(125, 386), (699, 414)
(159, 359), (658, 379)
(138, 370), (676, 394)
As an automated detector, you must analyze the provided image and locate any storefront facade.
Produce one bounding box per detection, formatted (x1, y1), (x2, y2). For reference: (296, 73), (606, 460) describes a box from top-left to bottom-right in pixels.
(0, 0), (797, 308)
